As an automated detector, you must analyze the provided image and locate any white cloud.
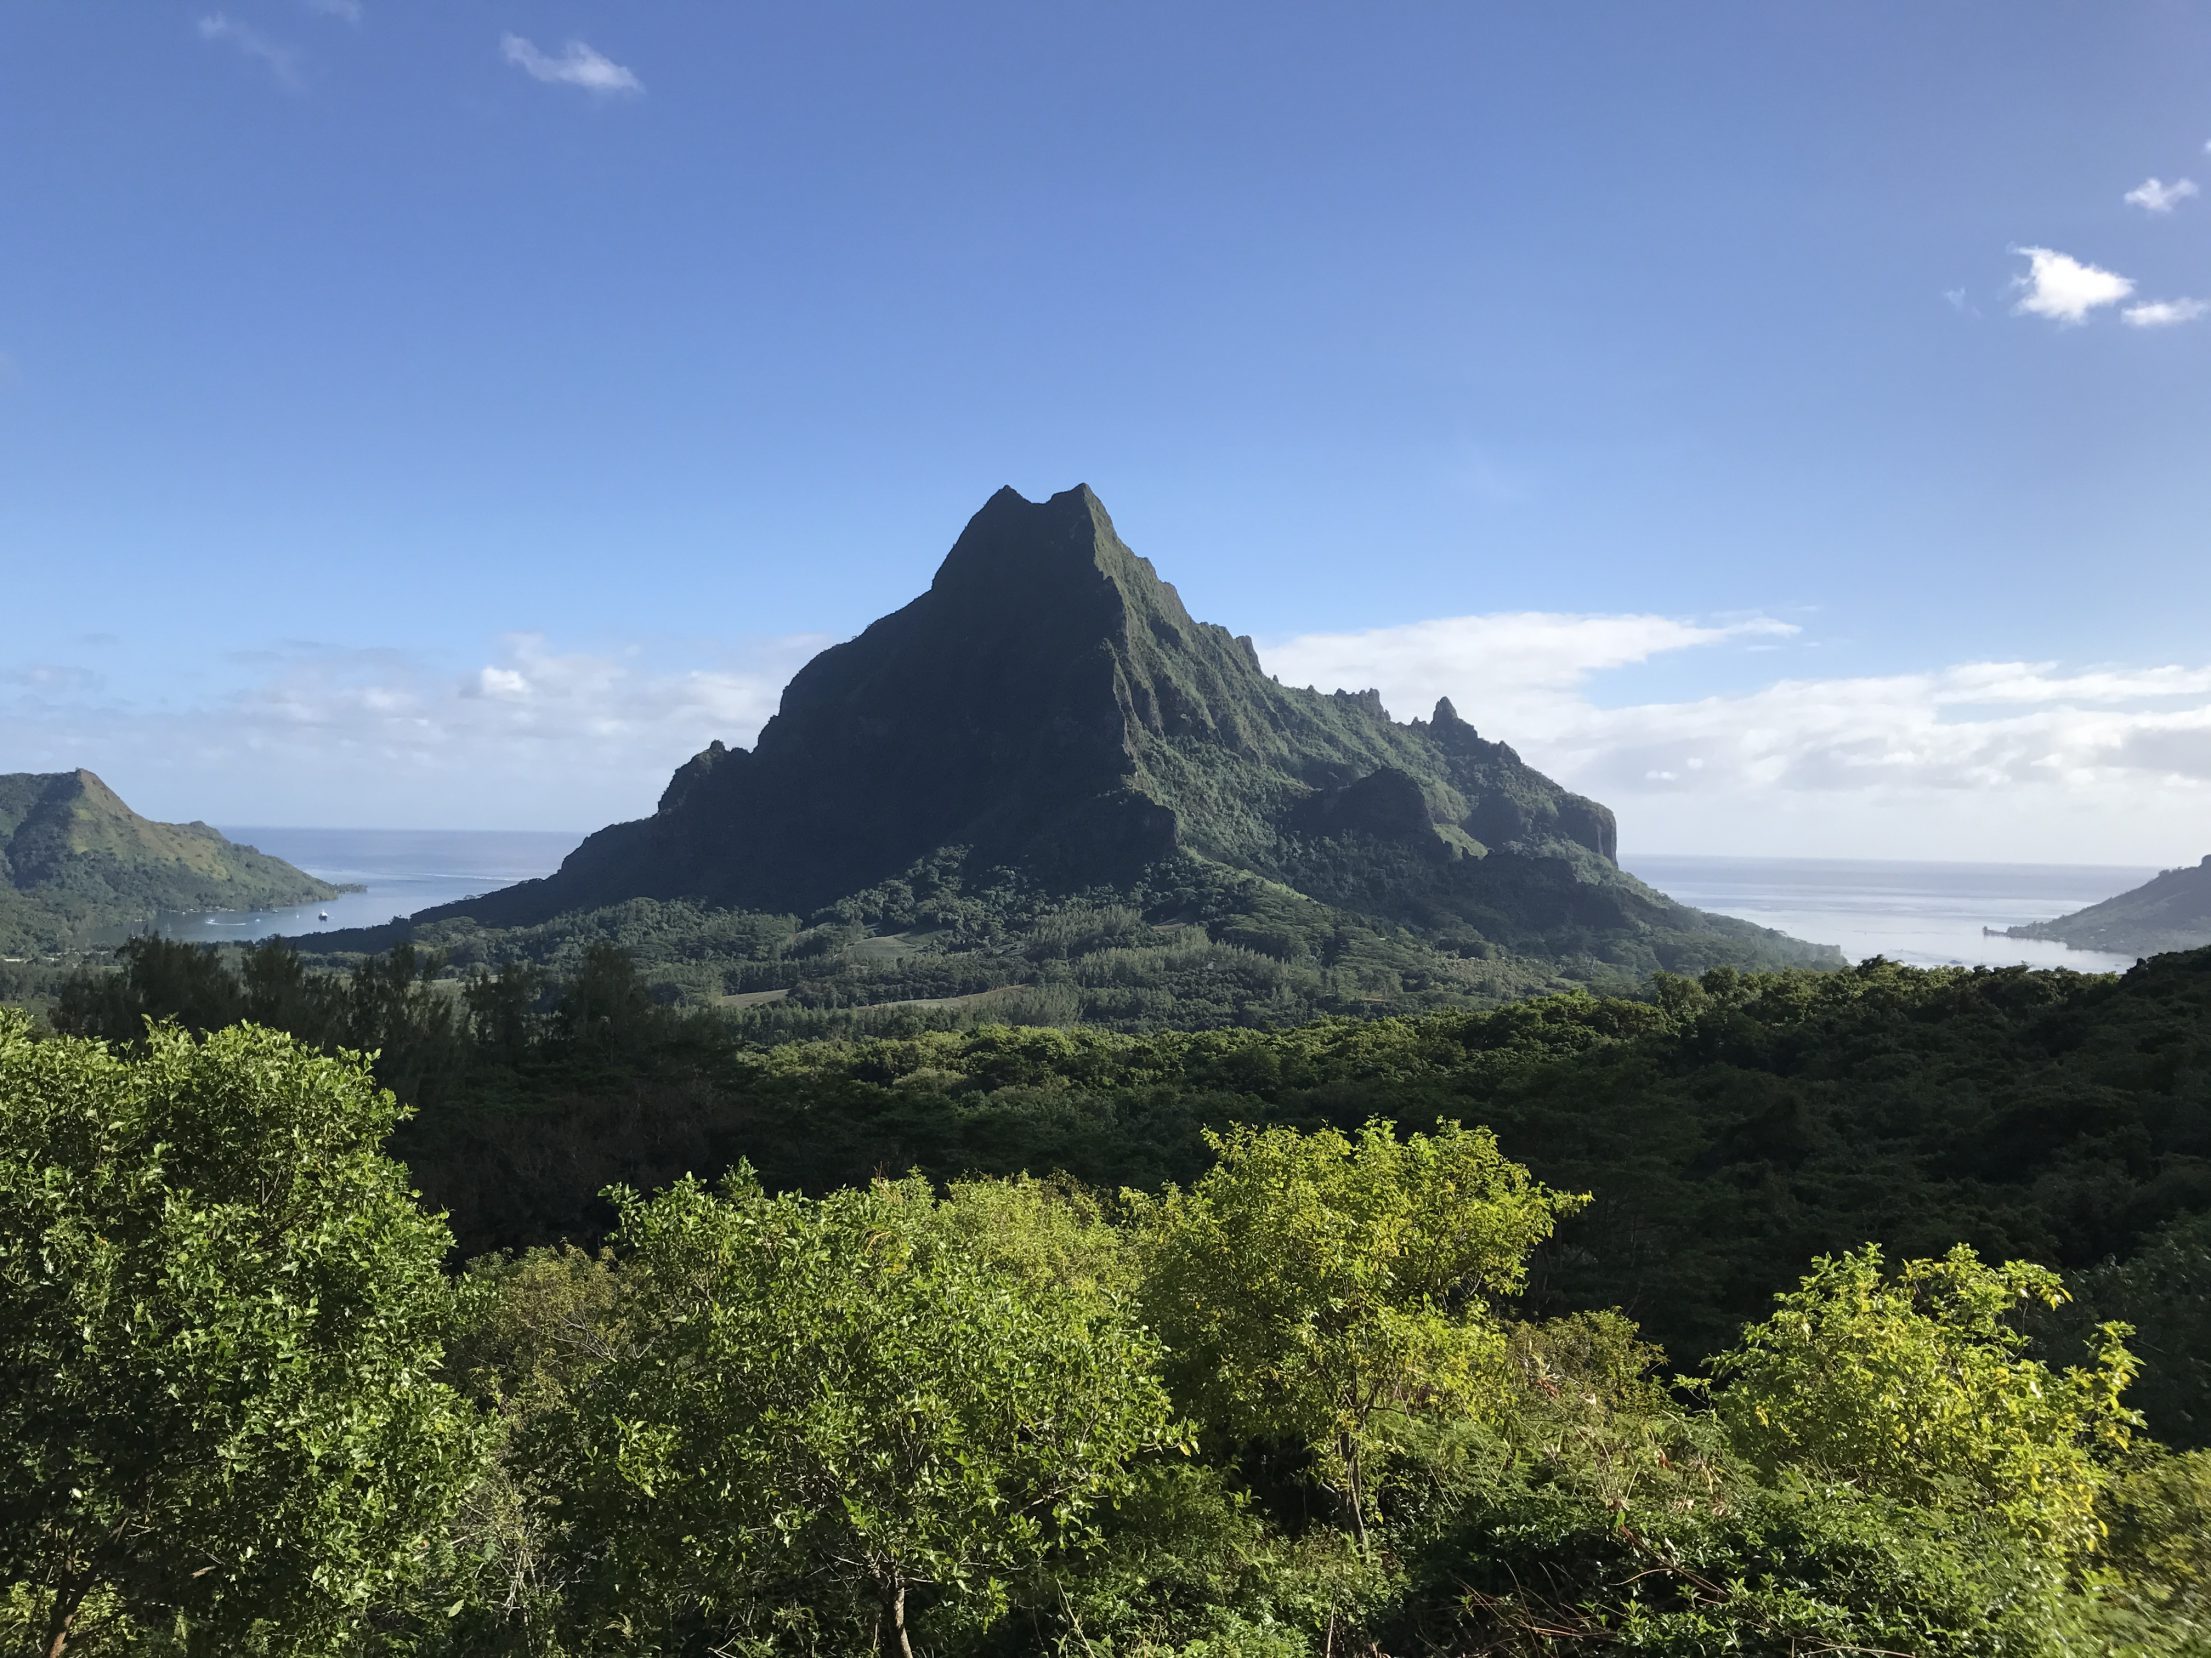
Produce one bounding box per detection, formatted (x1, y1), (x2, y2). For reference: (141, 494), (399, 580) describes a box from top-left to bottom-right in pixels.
(196, 13), (304, 90)
(1264, 612), (1797, 737)
(2124, 176), (2199, 213)
(2121, 297), (2209, 329)
(2009, 246), (2134, 324)
(1258, 617), (2211, 861)
(1, 663), (105, 696)
(500, 34), (642, 95)
(1540, 669), (2211, 861)
(304, 0), (362, 18)
(1, 633), (824, 830)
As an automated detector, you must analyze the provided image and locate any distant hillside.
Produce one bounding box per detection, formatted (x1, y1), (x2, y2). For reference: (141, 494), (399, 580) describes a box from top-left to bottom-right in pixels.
(319, 485), (1837, 1025)
(0, 770), (340, 953)
(2006, 855), (2211, 959)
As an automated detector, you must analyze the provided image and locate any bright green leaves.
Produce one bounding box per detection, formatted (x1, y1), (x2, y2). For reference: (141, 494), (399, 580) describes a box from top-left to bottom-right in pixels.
(2, 1001), (2189, 1658)
(1705, 1243), (2140, 1560)
(535, 1172), (1181, 1654)
(1126, 1118), (1586, 1537)
(0, 1011), (478, 1655)
(2078, 1446), (2211, 1648)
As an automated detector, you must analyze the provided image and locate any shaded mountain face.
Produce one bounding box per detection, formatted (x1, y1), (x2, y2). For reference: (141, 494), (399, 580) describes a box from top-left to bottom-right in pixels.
(2006, 856), (2211, 959)
(452, 484), (1632, 929)
(0, 770), (339, 952)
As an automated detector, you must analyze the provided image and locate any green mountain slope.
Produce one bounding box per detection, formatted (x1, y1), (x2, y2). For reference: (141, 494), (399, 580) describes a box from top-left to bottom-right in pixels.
(0, 770), (339, 953)
(331, 486), (1836, 1020)
(2006, 856), (2211, 958)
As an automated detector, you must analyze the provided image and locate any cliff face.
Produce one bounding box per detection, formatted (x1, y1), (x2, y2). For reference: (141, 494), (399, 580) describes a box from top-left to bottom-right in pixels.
(446, 484), (1630, 930)
(2007, 856), (2211, 958)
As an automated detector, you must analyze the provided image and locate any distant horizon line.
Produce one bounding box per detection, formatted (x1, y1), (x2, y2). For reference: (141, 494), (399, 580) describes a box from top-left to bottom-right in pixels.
(208, 825), (2168, 875)
(220, 823), (591, 837)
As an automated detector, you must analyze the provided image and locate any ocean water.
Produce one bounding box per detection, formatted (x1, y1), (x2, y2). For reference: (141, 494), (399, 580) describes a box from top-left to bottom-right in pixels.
(124, 827), (584, 944)
(1625, 854), (2155, 975)
(133, 831), (2154, 975)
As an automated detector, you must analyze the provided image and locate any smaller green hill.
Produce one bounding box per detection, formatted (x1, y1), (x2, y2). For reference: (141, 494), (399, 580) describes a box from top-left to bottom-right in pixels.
(2006, 855), (2211, 958)
(0, 770), (340, 954)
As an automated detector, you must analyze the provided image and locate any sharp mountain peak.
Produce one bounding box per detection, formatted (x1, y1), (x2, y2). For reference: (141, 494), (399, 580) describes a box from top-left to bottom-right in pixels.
(927, 482), (1185, 622)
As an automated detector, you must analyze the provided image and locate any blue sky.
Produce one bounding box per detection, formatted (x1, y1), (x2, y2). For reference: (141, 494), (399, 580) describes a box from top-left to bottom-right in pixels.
(4, 3), (2209, 859)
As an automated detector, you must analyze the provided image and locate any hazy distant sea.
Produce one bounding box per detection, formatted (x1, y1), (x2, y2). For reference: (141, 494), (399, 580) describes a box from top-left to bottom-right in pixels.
(125, 827), (585, 944)
(136, 832), (2153, 975)
(1626, 855), (2154, 974)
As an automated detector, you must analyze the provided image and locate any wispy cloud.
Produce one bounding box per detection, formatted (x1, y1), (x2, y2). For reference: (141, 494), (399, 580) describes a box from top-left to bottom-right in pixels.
(196, 13), (304, 91)
(1, 633), (822, 829)
(2009, 246), (2134, 324)
(1, 663), (106, 697)
(303, 0), (361, 20)
(2121, 298), (2208, 329)
(1265, 612), (1797, 736)
(2124, 176), (2198, 213)
(1257, 617), (2211, 860)
(500, 34), (643, 96)
(1546, 667), (2211, 800)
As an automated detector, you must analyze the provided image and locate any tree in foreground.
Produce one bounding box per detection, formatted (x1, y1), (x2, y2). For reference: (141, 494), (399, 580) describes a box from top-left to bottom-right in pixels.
(1705, 1242), (2140, 1560)
(2078, 1446), (2211, 1651)
(1124, 1118), (1586, 1542)
(541, 1172), (1181, 1657)
(0, 1012), (480, 1657)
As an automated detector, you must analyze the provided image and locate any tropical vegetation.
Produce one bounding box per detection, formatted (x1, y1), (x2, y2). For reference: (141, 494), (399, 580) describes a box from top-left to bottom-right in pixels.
(7, 1008), (2210, 1655)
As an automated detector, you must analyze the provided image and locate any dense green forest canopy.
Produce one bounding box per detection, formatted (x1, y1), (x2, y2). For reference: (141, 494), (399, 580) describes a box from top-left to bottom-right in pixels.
(6, 1011), (2208, 1656)
(43, 933), (2211, 1454)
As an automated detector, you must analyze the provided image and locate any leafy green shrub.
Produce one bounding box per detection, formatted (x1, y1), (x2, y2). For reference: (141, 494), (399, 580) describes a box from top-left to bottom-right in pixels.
(1127, 1119), (1585, 1542)
(522, 1173), (1184, 1656)
(1703, 1244), (2139, 1559)
(0, 1013), (480, 1656)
